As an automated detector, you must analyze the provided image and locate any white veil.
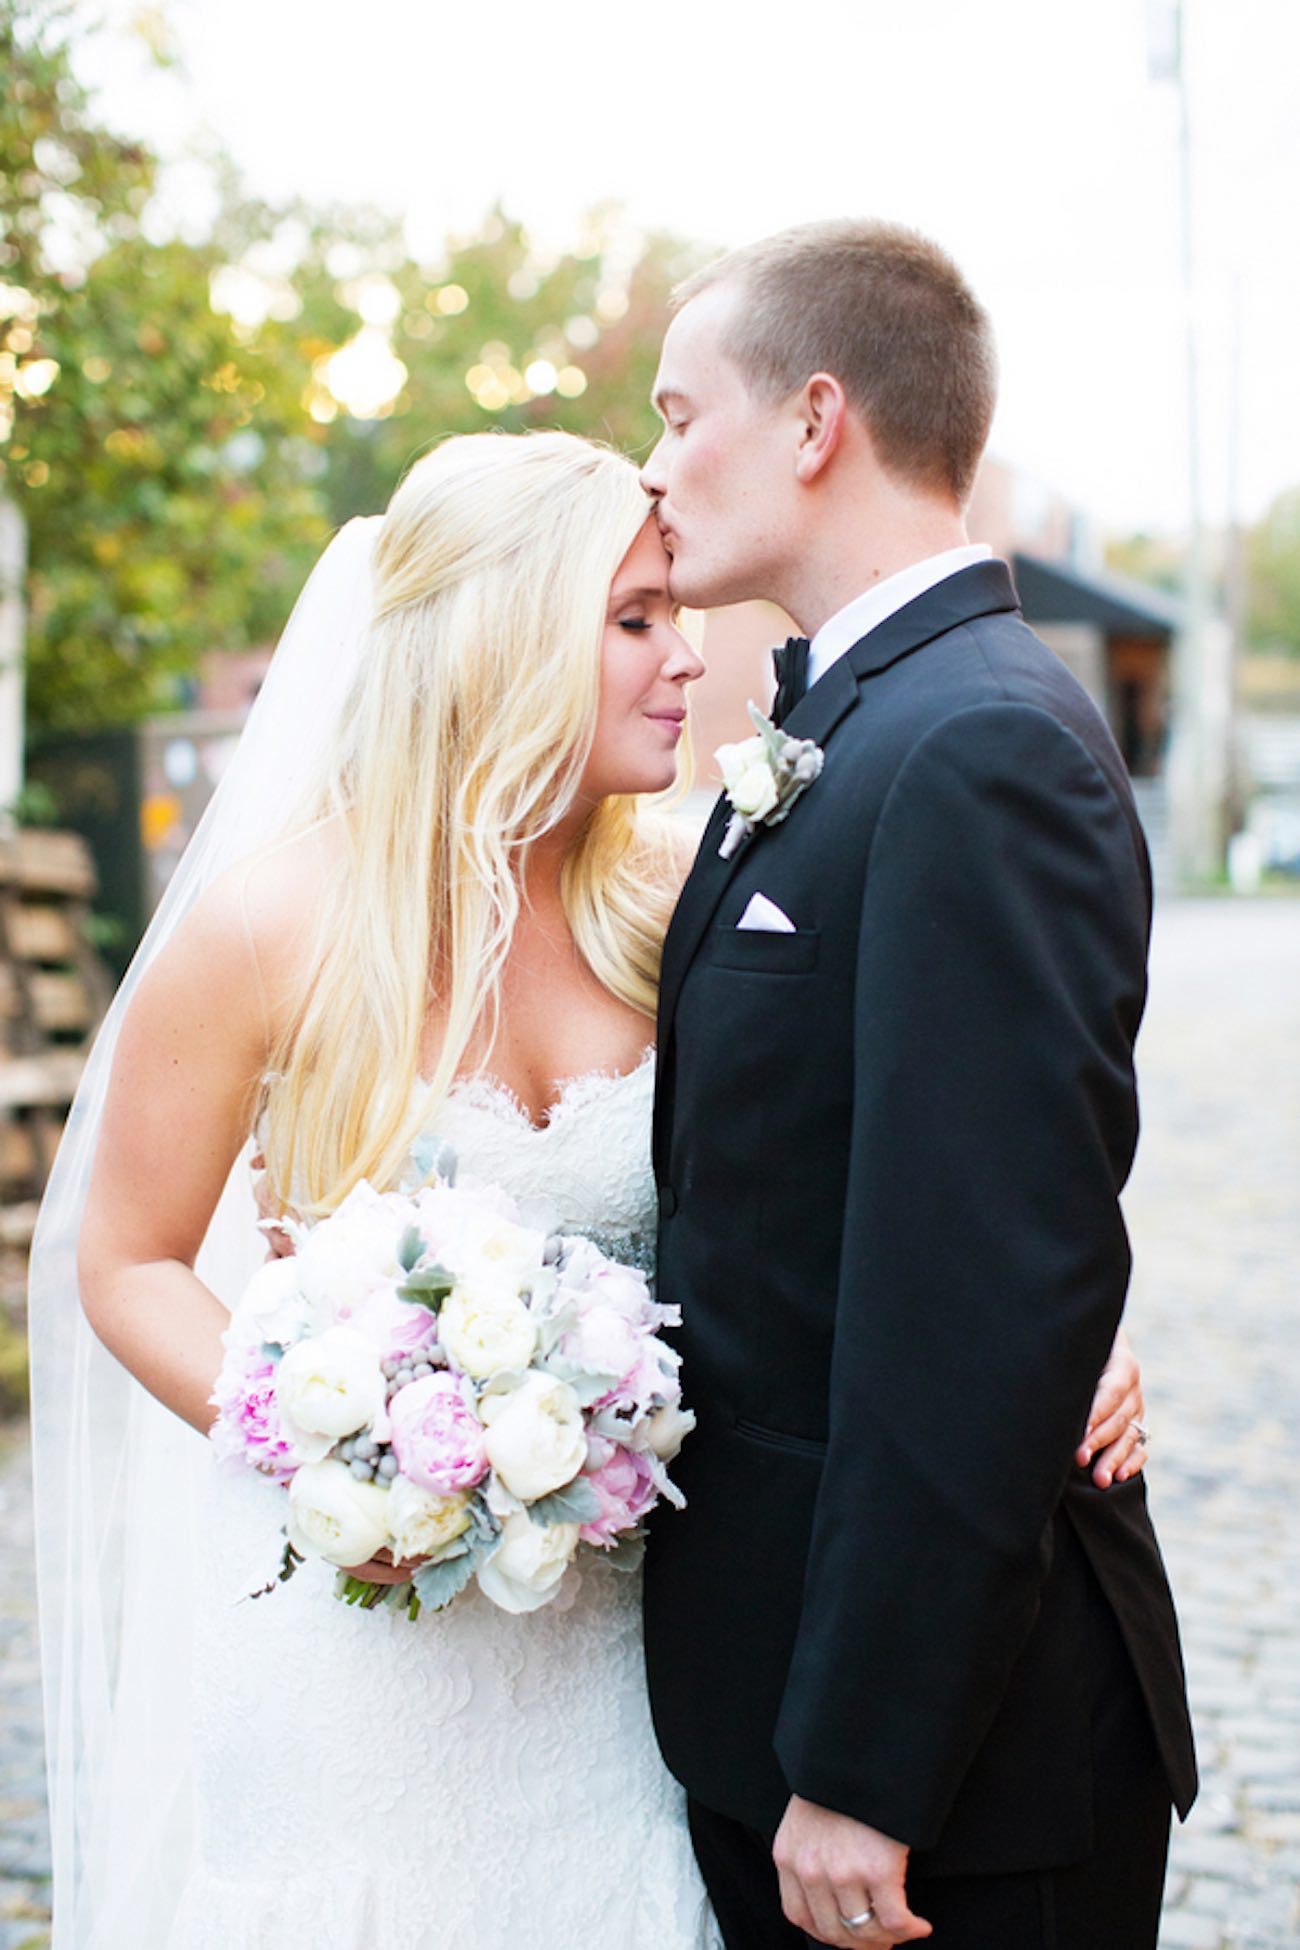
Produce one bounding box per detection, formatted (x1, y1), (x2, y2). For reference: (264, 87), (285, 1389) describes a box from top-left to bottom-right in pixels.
(27, 516), (382, 1947)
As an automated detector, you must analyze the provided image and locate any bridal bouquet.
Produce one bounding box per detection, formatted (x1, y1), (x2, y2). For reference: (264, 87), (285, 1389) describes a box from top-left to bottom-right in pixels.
(210, 1170), (694, 1617)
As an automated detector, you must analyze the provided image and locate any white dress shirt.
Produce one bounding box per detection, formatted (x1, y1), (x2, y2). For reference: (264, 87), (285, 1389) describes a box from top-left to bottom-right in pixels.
(805, 544), (993, 691)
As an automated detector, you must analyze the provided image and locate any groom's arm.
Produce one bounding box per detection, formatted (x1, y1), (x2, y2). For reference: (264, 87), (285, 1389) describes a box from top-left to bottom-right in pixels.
(773, 698), (1150, 1849)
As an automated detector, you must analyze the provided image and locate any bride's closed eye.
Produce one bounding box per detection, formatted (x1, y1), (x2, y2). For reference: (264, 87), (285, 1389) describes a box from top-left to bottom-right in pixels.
(618, 617), (653, 633)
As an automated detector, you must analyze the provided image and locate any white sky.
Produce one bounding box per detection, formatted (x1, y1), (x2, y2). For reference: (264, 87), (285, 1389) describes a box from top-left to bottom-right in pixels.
(72, 0), (1300, 537)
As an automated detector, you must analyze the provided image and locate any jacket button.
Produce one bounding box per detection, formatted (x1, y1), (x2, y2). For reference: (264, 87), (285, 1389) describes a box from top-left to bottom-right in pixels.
(658, 1185), (679, 1219)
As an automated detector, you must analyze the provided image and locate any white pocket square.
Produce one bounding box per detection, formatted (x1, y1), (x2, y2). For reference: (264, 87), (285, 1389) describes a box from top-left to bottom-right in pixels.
(736, 892), (797, 934)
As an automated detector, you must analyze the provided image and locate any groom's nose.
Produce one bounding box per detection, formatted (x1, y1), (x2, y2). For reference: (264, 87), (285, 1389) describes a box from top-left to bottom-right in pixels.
(640, 436), (667, 501)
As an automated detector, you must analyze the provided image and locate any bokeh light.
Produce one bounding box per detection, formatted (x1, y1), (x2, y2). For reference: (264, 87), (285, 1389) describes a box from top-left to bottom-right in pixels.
(318, 328), (408, 419)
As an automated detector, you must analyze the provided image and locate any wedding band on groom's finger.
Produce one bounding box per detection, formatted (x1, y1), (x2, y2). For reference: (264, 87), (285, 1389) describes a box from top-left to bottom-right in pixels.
(838, 1906), (876, 1931)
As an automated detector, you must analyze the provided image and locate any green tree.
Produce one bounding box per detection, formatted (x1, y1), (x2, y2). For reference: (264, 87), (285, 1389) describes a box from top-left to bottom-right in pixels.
(21, 227), (338, 725)
(4, 4), (703, 733)
(2, 2), (332, 727)
(1245, 487), (1300, 659)
(1104, 530), (1185, 600)
(0, 1), (153, 296)
(252, 205), (705, 527)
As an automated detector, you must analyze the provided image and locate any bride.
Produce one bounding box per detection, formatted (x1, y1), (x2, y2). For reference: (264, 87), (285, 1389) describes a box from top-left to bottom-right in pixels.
(29, 429), (1148, 1948)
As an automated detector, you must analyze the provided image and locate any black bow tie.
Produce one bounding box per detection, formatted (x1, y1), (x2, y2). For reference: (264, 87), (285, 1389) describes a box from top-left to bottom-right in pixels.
(771, 635), (811, 727)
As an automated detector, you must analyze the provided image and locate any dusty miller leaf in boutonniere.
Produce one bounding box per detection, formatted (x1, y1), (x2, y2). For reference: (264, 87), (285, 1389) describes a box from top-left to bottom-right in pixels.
(715, 702), (825, 859)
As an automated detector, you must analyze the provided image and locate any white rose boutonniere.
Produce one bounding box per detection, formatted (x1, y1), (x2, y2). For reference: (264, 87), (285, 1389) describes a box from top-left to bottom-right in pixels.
(715, 703), (824, 859)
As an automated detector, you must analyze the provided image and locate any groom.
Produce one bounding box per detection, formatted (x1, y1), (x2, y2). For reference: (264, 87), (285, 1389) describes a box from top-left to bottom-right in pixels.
(640, 221), (1196, 1948)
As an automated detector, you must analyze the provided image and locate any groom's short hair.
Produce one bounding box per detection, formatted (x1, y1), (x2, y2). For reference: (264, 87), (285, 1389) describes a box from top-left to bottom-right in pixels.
(675, 219), (997, 508)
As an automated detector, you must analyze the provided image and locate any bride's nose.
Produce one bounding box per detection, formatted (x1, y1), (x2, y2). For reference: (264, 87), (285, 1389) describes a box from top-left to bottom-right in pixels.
(664, 627), (705, 685)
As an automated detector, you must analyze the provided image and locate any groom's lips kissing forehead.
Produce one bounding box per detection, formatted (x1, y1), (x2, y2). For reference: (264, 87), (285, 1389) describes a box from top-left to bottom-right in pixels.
(649, 504), (675, 553)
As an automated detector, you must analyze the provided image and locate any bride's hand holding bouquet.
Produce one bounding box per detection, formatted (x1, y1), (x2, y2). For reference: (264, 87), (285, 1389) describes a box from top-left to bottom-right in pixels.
(213, 1173), (694, 1616)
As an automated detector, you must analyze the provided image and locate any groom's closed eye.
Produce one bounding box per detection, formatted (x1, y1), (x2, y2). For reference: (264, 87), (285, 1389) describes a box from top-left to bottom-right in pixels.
(652, 387), (690, 428)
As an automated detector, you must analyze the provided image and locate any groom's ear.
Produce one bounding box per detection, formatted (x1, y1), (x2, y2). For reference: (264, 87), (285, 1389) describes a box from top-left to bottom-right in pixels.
(793, 373), (847, 483)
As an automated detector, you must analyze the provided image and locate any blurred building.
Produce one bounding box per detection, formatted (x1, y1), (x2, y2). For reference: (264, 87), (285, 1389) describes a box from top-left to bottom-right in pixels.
(970, 460), (1181, 779)
(1236, 656), (1300, 878)
(691, 456), (1180, 771)
(27, 712), (245, 976)
(686, 456), (1182, 862)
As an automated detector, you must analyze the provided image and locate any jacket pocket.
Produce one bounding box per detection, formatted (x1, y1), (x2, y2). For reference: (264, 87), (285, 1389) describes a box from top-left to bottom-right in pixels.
(709, 926), (820, 975)
(734, 1416), (828, 1459)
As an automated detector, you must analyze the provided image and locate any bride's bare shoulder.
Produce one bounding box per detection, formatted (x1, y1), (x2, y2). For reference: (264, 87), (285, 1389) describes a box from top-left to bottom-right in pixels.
(194, 820), (347, 1030)
(239, 819), (344, 920)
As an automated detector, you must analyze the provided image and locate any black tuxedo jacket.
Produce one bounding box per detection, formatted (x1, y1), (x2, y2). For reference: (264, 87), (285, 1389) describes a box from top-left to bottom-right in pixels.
(644, 561), (1196, 1877)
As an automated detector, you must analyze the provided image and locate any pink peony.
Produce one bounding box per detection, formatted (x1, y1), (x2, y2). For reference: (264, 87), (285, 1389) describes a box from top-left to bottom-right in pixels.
(578, 1444), (658, 1548)
(563, 1301), (640, 1387)
(388, 1372), (489, 1494)
(588, 1262), (654, 1318)
(345, 1281), (440, 1361)
(211, 1352), (297, 1482)
(614, 1341), (678, 1419)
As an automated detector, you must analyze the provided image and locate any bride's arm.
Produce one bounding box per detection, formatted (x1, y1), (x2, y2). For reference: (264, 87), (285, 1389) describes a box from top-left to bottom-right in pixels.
(78, 872), (272, 1435)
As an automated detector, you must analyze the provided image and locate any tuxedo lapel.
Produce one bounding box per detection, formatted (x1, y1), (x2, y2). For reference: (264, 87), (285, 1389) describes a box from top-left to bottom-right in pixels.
(656, 793), (741, 1055)
(657, 562), (1021, 1086)
(658, 653), (860, 1049)
(843, 559), (1019, 685)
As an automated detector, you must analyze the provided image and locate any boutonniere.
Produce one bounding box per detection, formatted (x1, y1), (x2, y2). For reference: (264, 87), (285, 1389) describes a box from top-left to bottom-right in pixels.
(714, 703), (825, 860)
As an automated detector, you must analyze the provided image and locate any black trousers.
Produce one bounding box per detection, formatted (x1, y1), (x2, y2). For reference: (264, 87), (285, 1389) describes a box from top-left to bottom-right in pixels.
(686, 1572), (1172, 1950)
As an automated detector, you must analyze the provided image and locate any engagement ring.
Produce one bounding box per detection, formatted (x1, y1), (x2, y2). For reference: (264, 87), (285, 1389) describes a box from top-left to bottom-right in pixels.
(1132, 1422), (1150, 1445)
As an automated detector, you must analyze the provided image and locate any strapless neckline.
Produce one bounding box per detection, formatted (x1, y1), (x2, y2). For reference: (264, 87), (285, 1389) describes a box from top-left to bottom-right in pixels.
(439, 1043), (656, 1136)
(414, 1041), (659, 1277)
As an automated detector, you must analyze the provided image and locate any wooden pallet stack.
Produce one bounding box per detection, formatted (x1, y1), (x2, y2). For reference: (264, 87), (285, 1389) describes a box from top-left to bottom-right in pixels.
(0, 828), (111, 1252)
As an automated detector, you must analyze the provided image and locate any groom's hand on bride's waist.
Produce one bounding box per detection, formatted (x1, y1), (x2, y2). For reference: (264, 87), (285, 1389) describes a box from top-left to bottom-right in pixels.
(773, 1794), (932, 1947)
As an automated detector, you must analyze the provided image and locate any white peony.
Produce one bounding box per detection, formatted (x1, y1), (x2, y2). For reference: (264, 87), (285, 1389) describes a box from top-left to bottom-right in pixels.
(275, 1325), (386, 1450)
(385, 1476), (471, 1564)
(457, 1211), (548, 1293)
(286, 1460), (391, 1567)
(475, 1510), (579, 1613)
(413, 1182), (547, 1292)
(294, 1183), (405, 1321)
(440, 1284), (539, 1381)
(716, 736), (779, 821)
(480, 1372), (586, 1501)
(234, 1254), (311, 1347)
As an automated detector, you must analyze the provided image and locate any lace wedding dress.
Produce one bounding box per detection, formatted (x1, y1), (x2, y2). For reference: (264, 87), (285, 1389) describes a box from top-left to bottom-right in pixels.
(168, 1049), (719, 1949)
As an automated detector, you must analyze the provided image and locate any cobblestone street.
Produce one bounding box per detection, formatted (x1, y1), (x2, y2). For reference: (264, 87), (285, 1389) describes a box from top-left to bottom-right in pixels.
(1126, 899), (1300, 1949)
(0, 1422), (47, 1950)
(0, 895), (1296, 1948)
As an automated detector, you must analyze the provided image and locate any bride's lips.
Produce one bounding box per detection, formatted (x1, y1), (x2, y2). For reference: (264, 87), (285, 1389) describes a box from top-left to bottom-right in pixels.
(645, 710), (686, 738)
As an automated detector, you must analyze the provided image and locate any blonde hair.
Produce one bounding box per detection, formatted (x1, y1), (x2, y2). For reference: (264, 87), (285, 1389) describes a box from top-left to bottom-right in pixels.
(677, 219), (997, 507)
(260, 431), (680, 1215)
